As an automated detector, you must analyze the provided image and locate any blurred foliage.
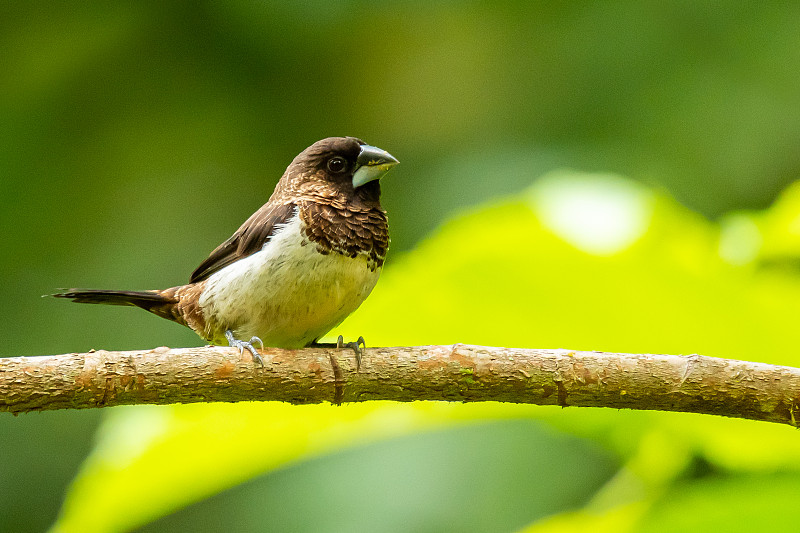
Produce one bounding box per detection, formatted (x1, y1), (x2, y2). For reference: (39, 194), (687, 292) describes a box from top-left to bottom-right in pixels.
(48, 174), (800, 532)
(3, 2), (800, 532)
(57, 405), (616, 533)
(0, 410), (101, 533)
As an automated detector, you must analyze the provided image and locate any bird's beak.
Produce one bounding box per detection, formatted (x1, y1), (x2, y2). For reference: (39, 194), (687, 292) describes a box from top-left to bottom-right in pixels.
(352, 145), (399, 189)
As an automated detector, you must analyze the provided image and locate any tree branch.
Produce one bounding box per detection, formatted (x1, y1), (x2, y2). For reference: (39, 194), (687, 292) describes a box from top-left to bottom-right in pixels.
(1, 345), (798, 425)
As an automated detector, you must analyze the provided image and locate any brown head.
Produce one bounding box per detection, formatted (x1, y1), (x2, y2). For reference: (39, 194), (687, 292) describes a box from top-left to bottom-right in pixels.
(273, 137), (399, 210)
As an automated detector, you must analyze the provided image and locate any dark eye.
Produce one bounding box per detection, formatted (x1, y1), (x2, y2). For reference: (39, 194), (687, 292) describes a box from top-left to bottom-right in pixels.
(327, 156), (347, 173)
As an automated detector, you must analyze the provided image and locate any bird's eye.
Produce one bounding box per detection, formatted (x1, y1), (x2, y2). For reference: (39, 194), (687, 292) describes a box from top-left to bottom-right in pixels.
(327, 156), (347, 173)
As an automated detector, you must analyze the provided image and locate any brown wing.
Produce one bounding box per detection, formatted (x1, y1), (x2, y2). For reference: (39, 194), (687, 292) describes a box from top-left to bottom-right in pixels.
(189, 202), (297, 283)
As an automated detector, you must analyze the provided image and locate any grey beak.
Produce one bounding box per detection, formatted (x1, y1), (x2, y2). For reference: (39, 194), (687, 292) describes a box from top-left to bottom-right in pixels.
(352, 145), (399, 188)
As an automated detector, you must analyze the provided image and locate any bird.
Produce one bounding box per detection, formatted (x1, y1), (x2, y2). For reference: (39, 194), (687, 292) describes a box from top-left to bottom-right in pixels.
(52, 136), (398, 367)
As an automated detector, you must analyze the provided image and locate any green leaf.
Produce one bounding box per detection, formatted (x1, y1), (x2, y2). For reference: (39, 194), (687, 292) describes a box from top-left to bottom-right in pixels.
(137, 420), (617, 533)
(638, 473), (800, 533)
(52, 171), (800, 532)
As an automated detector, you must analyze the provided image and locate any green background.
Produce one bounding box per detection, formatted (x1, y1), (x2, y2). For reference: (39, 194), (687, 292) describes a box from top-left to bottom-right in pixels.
(2, 2), (800, 532)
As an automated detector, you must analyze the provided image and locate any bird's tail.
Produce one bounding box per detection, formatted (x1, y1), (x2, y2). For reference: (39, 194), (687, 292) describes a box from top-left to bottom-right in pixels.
(50, 289), (179, 319)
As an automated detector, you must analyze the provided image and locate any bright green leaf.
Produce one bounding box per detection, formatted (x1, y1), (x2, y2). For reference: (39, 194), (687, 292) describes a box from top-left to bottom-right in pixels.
(52, 172), (800, 532)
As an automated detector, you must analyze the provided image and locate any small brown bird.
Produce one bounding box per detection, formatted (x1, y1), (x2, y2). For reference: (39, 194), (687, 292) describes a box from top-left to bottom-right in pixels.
(53, 137), (398, 365)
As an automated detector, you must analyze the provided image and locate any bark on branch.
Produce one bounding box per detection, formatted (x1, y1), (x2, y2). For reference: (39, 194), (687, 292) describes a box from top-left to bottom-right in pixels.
(1, 345), (799, 426)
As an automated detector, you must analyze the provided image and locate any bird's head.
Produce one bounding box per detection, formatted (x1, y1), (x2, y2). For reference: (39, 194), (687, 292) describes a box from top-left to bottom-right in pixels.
(281, 137), (399, 204)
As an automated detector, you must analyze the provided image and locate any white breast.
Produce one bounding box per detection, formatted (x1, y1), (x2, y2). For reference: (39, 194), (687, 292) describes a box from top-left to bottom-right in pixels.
(198, 210), (381, 348)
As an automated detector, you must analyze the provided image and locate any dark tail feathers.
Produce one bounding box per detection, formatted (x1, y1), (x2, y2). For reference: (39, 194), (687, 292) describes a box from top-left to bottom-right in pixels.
(51, 289), (176, 312)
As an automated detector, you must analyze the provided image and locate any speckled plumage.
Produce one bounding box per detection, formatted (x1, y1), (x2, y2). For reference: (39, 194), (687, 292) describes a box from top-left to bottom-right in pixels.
(54, 137), (397, 352)
(198, 211), (382, 346)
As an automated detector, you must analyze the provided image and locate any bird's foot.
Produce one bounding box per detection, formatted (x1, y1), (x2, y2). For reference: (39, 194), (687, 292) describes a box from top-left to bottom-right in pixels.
(225, 330), (264, 367)
(311, 335), (366, 371)
(338, 335), (366, 371)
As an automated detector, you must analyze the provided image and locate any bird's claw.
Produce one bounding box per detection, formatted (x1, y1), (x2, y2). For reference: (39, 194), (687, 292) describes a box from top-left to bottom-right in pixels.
(225, 330), (264, 367)
(337, 335), (365, 371)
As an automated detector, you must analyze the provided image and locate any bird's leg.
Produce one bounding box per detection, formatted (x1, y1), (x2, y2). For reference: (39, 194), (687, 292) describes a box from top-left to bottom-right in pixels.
(225, 330), (264, 367)
(311, 335), (366, 371)
(338, 335), (366, 371)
